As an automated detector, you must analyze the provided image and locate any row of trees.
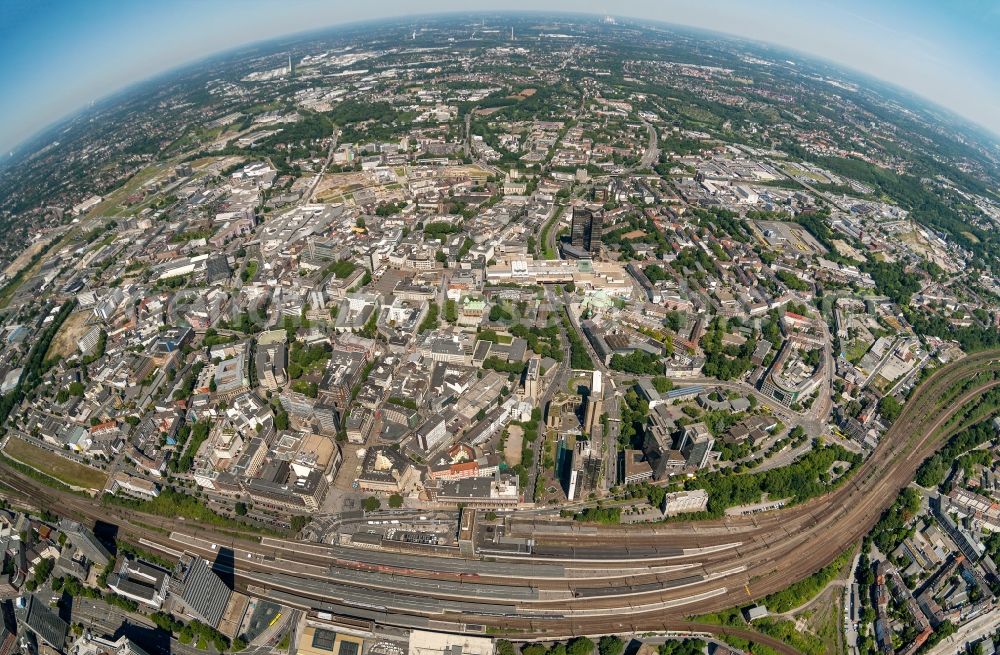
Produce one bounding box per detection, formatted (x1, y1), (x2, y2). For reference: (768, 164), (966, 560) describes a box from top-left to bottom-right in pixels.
(759, 547), (853, 612)
(562, 309), (594, 370)
(609, 350), (662, 375)
(499, 637), (702, 655)
(170, 420), (210, 472)
(102, 486), (266, 534)
(0, 300), (76, 434)
(483, 356), (527, 375)
(915, 420), (994, 488)
(419, 301), (440, 333)
(689, 441), (861, 517)
(151, 610), (237, 652)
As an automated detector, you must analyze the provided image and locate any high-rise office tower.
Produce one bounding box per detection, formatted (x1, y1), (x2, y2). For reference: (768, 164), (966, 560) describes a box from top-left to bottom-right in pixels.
(570, 207), (603, 253)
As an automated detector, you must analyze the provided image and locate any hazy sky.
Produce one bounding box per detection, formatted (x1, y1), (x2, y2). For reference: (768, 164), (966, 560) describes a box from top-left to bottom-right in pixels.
(2, 0), (1000, 153)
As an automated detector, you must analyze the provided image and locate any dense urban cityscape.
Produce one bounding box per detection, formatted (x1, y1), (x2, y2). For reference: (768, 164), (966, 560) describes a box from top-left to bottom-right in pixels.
(2, 11), (1000, 655)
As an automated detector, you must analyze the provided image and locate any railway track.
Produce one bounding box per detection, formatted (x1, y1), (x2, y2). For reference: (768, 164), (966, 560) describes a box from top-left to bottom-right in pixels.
(1, 350), (999, 647)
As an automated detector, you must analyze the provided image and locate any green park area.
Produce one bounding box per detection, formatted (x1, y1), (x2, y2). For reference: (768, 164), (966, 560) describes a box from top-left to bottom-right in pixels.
(2, 437), (108, 491)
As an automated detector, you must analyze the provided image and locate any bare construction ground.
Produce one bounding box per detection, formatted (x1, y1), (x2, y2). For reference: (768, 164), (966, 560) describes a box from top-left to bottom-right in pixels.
(3, 235), (57, 278)
(47, 310), (95, 360)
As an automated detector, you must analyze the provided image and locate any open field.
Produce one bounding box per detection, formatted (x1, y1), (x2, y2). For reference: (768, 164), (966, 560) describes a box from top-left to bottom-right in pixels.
(753, 220), (827, 255)
(797, 587), (846, 655)
(2, 438), (107, 491)
(191, 155), (245, 173)
(779, 551), (853, 655)
(46, 310), (94, 360)
(844, 340), (871, 364)
(3, 235), (57, 278)
(781, 162), (831, 184)
(313, 169), (408, 205)
(0, 226), (77, 309)
(314, 171), (370, 200)
(504, 425), (524, 467)
(508, 88), (537, 100)
(830, 238), (864, 262)
(85, 163), (171, 218)
(443, 163), (492, 179)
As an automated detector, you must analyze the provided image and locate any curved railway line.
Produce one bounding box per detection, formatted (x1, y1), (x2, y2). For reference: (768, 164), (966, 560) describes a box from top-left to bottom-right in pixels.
(3, 350), (1000, 650)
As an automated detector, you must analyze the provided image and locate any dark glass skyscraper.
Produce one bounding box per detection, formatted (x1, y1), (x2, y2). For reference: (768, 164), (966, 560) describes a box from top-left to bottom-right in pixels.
(570, 207), (603, 253)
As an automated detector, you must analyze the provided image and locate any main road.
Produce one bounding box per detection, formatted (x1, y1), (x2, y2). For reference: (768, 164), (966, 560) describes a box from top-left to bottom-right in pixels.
(2, 350), (998, 647)
(636, 119), (659, 171)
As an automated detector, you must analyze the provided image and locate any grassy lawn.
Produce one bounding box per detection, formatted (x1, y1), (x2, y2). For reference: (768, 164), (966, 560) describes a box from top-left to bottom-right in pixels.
(567, 373), (590, 394)
(844, 339), (870, 364)
(798, 587), (845, 655)
(241, 260), (259, 283)
(3, 438), (108, 490)
(781, 163), (829, 184)
(794, 586), (844, 655)
(86, 163), (168, 218)
(542, 428), (558, 470)
(784, 548), (853, 655)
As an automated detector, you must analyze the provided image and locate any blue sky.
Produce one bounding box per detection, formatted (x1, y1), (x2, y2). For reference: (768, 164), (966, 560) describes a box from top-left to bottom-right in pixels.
(2, 0), (1000, 154)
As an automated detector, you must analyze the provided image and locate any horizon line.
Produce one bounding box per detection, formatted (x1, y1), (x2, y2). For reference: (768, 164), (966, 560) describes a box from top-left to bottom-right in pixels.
(3, 8), (999, 163)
